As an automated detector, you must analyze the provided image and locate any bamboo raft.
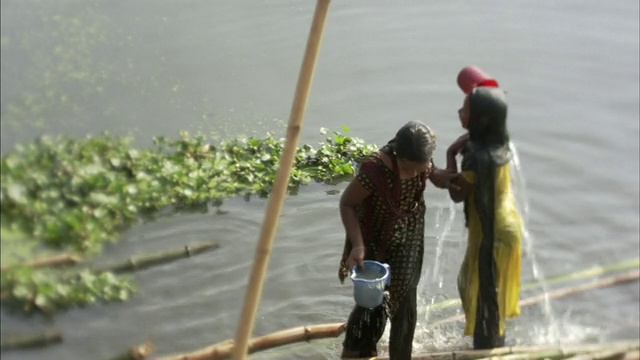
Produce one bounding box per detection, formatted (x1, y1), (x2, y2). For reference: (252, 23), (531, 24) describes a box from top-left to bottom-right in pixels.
(2, 257), (637, 359)
(365, 341), (640, 360)
(154, 335), (640, 360)
(153, 267), (639, 360)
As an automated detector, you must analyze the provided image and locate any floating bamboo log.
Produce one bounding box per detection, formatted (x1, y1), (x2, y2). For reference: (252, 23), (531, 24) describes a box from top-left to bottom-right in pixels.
(357, 340), (640, 360)
(0, 330), (62, 351)
(0, 253), (84, 271)
(0, 241), (221, 303)
(423, 258), (640, 313)
(564, 349), (635, 360)
(91, 241), (220, 274)
(157, 268), (639, 360)
(160, 340), (639, 360)
(108, 341), (154, 360)
(428, 269), (640, 328)
(158, 322), (346, 360)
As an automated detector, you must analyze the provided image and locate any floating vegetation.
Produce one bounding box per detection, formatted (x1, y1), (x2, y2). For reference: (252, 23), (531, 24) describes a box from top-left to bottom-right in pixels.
(0, 126), (377, 314)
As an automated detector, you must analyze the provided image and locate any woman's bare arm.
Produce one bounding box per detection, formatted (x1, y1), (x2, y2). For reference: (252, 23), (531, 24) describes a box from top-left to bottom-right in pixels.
(429, 166), (458, 189)
(446, 133), (473, 202)
(447, 173), (472, 203)
(339, 178), (371, 249)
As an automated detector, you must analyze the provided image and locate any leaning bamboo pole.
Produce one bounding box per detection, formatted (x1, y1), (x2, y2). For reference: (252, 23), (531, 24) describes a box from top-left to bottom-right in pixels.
(230, 1), (331, 359)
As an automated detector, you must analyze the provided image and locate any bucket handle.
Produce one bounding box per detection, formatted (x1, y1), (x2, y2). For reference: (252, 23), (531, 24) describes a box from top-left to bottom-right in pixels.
(351, 262), (392, 285)
(382, 263), (391, 285)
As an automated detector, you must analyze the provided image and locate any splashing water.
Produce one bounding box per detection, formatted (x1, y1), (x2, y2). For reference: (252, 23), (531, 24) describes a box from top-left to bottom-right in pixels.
(406, 142), (566, 354)
(422, 200), (458, 315)
(509, 141), (561, 342)
(368, 142), (600, 357)
(374, 201), (461, 353)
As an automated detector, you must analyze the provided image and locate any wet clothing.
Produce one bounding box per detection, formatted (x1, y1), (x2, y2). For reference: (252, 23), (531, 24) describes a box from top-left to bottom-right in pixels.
(458, 158), (522, 348)
(341, 287), (417, 358)
(338, 151), (427, 358)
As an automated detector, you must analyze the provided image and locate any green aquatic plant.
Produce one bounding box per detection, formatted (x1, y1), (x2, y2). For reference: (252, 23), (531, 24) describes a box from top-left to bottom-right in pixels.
(0, 126), (377, 314)
(1, 266), (136, 315)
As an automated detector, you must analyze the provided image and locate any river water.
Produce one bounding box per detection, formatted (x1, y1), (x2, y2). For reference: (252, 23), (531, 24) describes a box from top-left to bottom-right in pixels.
(1, 1), (638, 359)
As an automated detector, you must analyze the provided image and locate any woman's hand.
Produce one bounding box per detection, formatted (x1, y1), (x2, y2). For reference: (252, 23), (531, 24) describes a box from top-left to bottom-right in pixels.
(442, 171), (462, 190)
(429, 167), (462, 189)
(347, 246), (365, 271)
(447, 133), (470, 156)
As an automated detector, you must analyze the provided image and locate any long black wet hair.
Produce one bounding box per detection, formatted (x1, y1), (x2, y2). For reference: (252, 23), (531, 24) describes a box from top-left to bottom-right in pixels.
(381, 120), (436, 163)
(461, 86), (512, 349)
(465, 86), (511, 164)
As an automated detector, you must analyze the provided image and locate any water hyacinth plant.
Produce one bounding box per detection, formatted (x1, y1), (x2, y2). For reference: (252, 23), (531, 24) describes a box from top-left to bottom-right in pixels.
(0, 126), (377, 314)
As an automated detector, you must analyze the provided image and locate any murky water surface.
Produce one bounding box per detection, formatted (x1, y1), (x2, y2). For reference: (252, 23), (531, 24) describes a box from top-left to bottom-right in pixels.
(1, 1), (638, 359)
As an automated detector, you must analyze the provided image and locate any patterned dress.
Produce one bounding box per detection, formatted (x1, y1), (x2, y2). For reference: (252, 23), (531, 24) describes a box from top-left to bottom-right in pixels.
(338, 151), (427, 358)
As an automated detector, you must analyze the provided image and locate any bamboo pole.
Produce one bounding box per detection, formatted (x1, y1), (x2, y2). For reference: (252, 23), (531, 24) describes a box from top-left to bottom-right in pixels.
(564, 349), (633, 360)
(358, 340), (640, 360)
(520, 258), (640, 291)
(91, 241), (220, 274)
(156, 265), (638, 359)
(0, 253), (84, 271)
(231, 1), (331, 359)
(0, 330), (62, 351)
(422, 258), (640, 313)
(159, 322), (346, 360)
(0, 242), (219, 276)
(428, 269), (640, 328)
(108, 341), (154, 360)
(0, 242), (221, 302)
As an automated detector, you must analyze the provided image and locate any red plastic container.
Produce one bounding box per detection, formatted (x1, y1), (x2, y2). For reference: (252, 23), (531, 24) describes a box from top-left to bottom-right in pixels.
(457, 66), (499, 94)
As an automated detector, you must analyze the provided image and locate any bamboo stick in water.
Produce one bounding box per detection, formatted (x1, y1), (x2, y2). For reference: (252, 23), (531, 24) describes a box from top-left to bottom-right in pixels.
(156, 268), (639, 359)
(365, 340), (640, 360)
(0, 253), (84, 271)
(158, 323), (346, 360)
(0, 241), (221, 303)
(0, 330), (63, 351)
(422, 258), (640, 314)
(428, 269), (640, 328)
(91, 241), (220, 274)
(107, 341), (154, 360)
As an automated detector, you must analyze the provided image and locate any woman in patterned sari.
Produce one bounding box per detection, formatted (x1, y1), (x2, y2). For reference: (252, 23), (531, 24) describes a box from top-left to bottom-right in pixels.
(338, 120), (455, 359)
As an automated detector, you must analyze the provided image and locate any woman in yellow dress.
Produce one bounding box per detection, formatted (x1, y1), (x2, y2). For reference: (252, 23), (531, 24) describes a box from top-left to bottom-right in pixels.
(445, 85), (523, 349)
